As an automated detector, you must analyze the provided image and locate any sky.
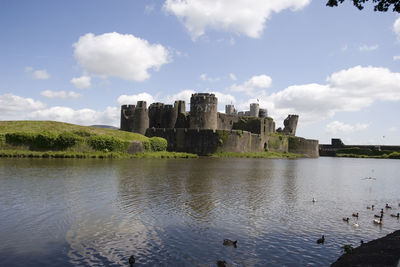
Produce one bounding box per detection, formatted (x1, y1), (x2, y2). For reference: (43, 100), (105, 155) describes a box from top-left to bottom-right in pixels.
(1, 0), (400, 145)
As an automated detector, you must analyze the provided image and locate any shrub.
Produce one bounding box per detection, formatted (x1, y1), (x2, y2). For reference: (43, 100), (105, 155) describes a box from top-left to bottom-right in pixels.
(73, 130), (92, 137)
(5, 132), (35, 146)
(32, 131), (58, 150)
(55, 132), (82, 149)
(88, 135), (129, 152)
(0, 134), (5, 146)
(142, 140), (151, 151)
(149, 137), (167, 151)
(388, 152), (400, 159)
(142, 137), (167, 152)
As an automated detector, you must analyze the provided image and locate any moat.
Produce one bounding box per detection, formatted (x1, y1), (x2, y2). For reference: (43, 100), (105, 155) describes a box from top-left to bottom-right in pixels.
(0, 157), (399, 266)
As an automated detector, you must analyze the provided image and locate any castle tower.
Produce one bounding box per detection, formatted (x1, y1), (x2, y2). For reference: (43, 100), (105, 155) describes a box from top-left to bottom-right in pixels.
(283, 114), (299, 136)
(132, 101), (149, 135)
(225, 104), (237, 115)
(120, 105), (135, 132)
(174, 100), (186, 114)
(174, 100), (189, 128)
(190, 93), (218, 130)
(149, 102), (164, 128)
(249, 103), (260, 117)
(161, 104), (176, 128)
(259, 108), (268, 118)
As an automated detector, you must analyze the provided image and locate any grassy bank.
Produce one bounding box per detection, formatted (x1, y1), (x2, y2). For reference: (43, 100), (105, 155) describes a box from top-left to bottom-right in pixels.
(210, 151), (303, 158)
(0, 150), (198, 159)
(0, 120), (147, 141)
(337, 152), (400, 159)
(0, 121), (198, 159)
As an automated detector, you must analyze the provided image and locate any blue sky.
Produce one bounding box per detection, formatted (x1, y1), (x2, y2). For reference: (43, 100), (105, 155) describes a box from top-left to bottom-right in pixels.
(1, 0), (400, 145)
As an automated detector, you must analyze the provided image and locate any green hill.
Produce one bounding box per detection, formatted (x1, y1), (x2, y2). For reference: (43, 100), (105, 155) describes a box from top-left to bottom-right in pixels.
(0, 121), (197, 158)
(0, 121), (147, 141)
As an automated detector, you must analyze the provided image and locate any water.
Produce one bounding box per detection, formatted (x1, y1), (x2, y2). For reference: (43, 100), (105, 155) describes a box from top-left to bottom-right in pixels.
(0, 157), (399, 267)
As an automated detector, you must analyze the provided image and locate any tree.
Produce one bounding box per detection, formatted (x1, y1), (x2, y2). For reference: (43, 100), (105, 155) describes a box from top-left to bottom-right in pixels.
(326, 0), (400, 12)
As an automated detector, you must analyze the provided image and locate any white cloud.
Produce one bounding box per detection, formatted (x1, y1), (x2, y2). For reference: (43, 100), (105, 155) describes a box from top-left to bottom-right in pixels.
(393, 17), (400, 39)
(40, 90), (82, 99)
(145, 4), (156, 14)
(209, 91), (236, 108)
(0, 93), (118, 126)
(117, 92), (156, 106)
(200, 73), (220, 82)
(73, 32), (170, 81)
(163, 0), (311, 40)
(164, 89), (196, 105)
(229, 73), (237, 81)
(229, 74), (272, 96)
(70, 75), (91, 89)
(28, 106), (119, 126)
(263, 65), (400, 124)
(0, 93), (46, 120)
(25, 66), (50, 80)
(389, 126), (398, 132)
(394, 55), (400, 61)
(325, 121), (369, 134)
(359, 44), (379, 51)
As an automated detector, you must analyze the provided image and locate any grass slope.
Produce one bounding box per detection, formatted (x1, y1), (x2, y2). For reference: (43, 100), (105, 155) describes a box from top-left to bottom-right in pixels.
(0, 121), (147, 141)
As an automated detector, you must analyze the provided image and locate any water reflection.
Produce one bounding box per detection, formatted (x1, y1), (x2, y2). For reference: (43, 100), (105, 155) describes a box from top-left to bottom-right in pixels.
(0, 158), (399, 266)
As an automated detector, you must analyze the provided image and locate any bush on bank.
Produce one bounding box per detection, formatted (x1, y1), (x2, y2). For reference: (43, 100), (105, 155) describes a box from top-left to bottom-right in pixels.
(142, 137), (167, 152)
(87, 135), (130, 152)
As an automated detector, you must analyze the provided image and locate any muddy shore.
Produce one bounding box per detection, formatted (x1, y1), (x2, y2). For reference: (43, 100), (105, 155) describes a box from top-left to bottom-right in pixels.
(331, 230), (400, 267)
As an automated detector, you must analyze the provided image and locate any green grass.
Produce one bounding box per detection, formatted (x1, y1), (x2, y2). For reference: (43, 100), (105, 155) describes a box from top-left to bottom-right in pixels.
(0, 150), (198, 159)
(210, 151), (303, 158)
(0, 121), (147, 142)
(337, 152), (400, 159)
(130, 151), (198, 158)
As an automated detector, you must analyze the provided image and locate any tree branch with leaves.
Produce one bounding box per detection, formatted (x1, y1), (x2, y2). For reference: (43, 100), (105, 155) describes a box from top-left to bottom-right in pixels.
(326, 0), (400, 12)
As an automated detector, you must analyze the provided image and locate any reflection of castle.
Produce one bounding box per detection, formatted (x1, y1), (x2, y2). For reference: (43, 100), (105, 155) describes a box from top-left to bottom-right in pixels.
(121, 93), (318, 157)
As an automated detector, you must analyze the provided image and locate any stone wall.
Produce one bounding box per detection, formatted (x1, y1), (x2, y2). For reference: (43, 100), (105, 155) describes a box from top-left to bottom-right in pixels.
(145, 128), (290, 155)
(288, 136), (319, 157)
(319, 138), (400, 156)
(217, 113), (239, 130)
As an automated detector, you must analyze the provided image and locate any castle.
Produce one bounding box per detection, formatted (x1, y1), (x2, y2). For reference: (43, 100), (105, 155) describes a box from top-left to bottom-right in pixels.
(120, 93), (318, 157)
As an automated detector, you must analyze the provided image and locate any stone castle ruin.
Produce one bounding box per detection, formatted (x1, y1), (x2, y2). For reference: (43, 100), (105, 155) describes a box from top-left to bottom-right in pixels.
(121, 93), (318, 157)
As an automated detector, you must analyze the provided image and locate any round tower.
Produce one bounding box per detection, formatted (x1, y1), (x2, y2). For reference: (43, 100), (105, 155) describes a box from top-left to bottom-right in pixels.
(189, 93), (218, 130)
(225, 104), (237, 115)
(259, 108), (268, 118)
(149, 102), (164, 128)
(250, 103), (260, 117)
(132, 101), (149, 135)
(120, 104), (135, 132)
(161, 104), (176, 128)
(174, 100), (186, 114)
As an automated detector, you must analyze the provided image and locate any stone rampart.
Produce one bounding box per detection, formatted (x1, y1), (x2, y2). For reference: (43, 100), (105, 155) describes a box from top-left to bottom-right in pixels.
(289, 137), (319, 157)
(145, 128), (289, 155)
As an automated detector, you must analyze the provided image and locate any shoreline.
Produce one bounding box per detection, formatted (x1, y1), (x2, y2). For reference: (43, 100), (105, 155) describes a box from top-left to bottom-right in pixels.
(331, 230), (400, 267)
(0, 149), (306, 159)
